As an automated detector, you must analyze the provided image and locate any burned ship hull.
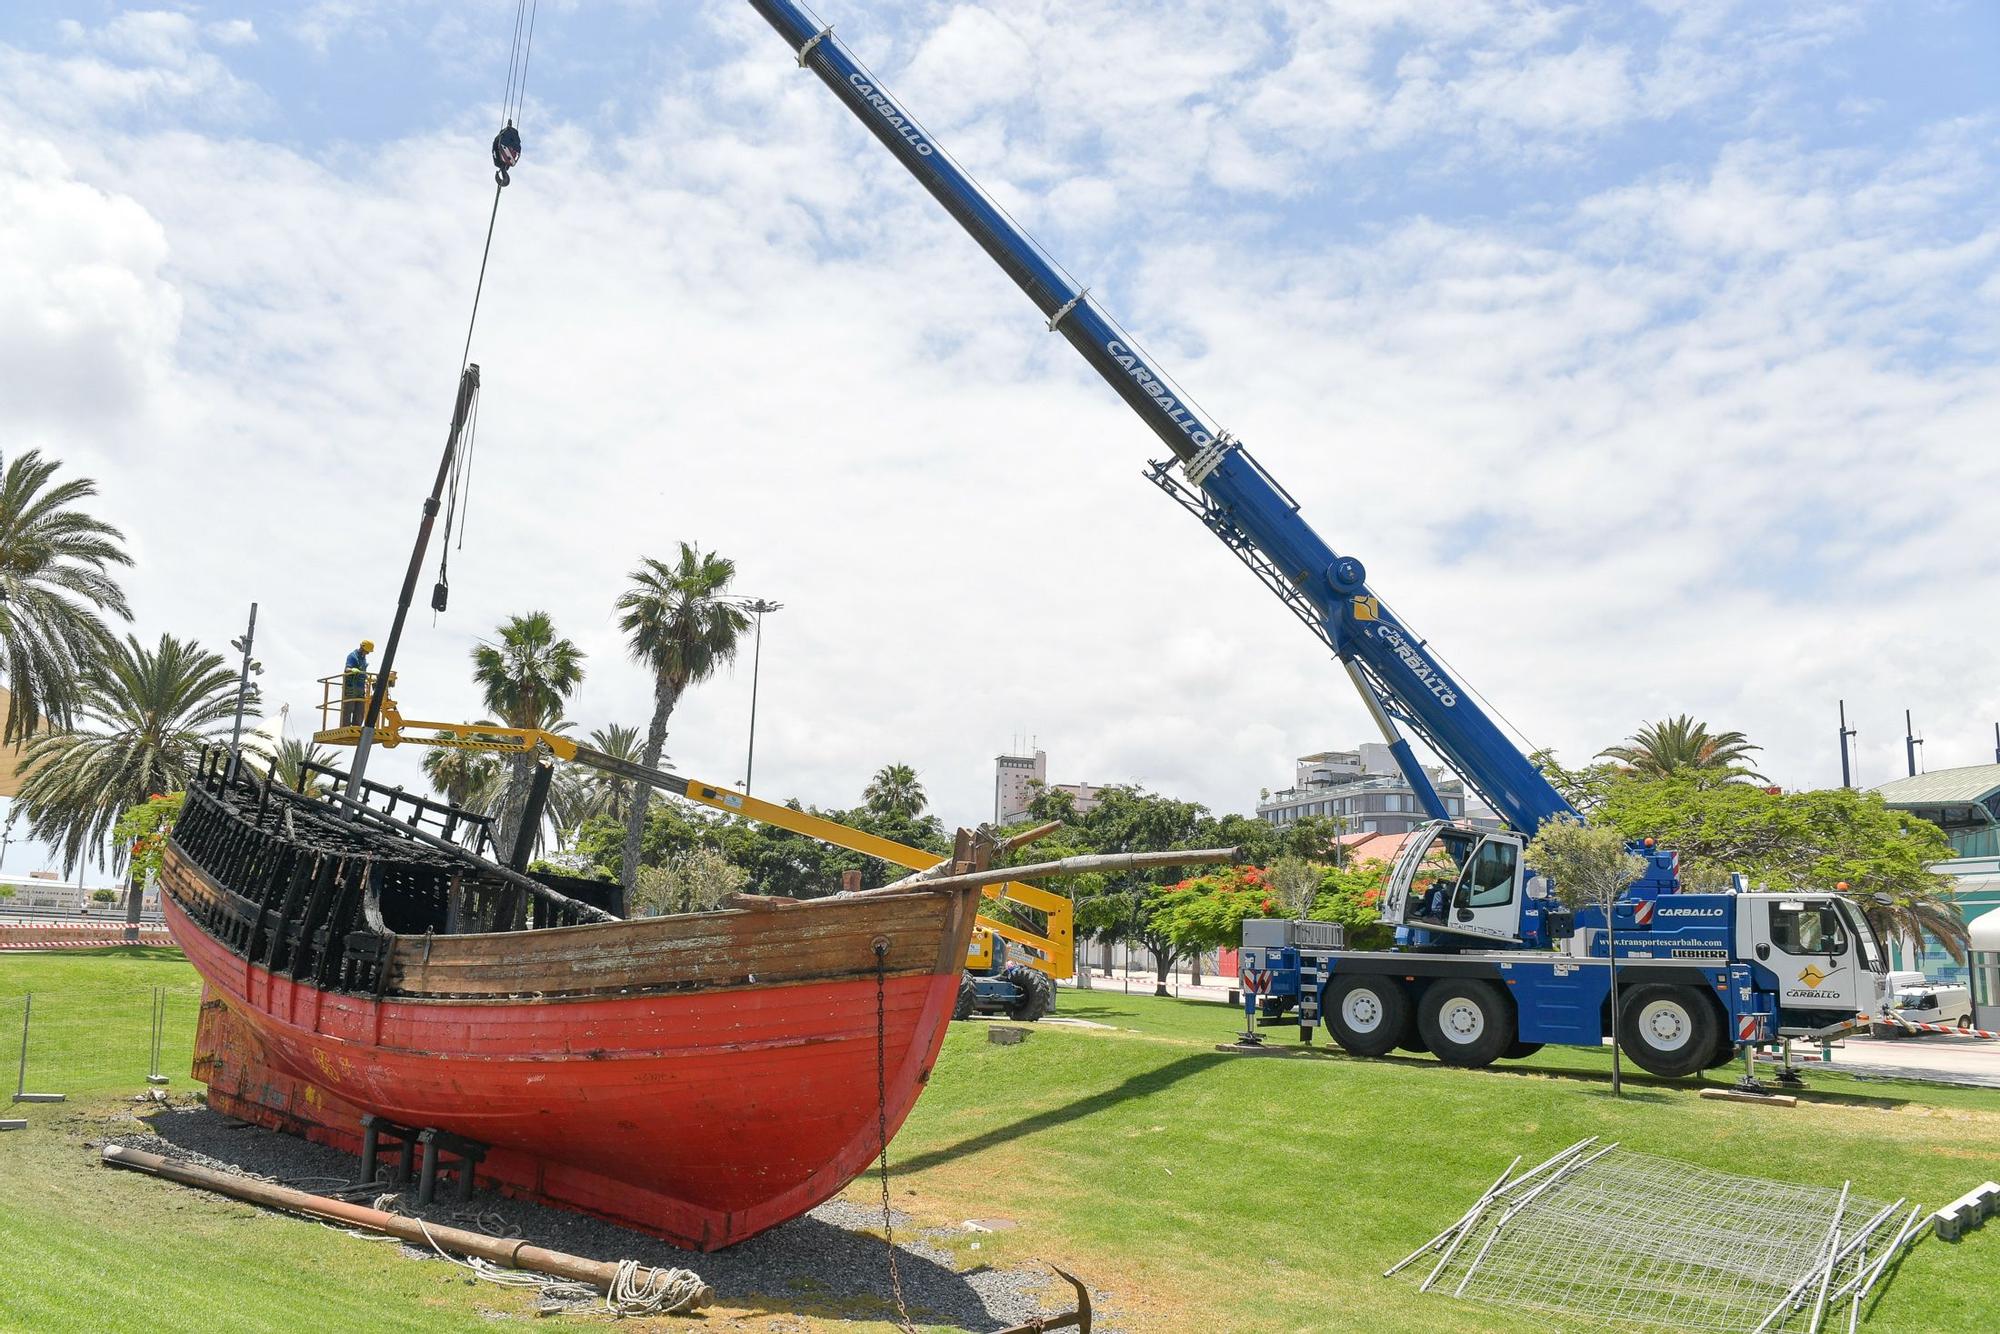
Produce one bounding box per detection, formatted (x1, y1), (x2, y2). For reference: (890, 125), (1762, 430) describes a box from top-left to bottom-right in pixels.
(163, 755), (981, 1250)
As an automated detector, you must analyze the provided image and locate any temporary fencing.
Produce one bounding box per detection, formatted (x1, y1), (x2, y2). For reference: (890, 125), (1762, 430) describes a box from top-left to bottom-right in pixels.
(1390, 1141), (1927, 1332)
(2, 984), (202, 1108)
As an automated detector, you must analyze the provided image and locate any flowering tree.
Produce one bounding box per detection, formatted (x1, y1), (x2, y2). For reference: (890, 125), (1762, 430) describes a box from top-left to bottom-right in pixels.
(1153, 866), (1282, 974)
(112, 792), (183, 893)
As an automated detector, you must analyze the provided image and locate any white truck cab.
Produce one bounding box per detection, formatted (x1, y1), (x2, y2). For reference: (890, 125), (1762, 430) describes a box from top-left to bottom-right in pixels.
(1735, 893), (1887, 1018)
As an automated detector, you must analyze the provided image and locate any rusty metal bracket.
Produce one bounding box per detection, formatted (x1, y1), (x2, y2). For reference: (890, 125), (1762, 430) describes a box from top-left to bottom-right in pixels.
(996, 1264), (1092, 1333)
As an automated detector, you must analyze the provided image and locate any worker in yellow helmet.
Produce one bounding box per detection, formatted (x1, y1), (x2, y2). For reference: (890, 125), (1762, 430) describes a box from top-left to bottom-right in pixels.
(341, 638), (376, 726)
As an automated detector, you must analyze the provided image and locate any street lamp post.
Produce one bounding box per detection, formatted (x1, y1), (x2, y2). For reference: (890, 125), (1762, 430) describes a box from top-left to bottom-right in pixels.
(740, 599), (783, 794)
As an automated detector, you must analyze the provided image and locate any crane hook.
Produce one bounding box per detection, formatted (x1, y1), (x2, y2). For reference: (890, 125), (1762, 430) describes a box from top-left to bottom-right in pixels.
(491, 123), (522, 187)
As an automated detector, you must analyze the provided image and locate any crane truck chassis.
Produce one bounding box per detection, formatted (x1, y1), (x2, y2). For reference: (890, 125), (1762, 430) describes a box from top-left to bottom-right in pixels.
(1239, 822), (1891, 1077)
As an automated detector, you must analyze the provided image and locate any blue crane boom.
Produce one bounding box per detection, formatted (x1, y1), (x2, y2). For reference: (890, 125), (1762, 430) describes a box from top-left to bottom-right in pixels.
(740, 4), (1907, 1080)
(746, 0), (1576, 836)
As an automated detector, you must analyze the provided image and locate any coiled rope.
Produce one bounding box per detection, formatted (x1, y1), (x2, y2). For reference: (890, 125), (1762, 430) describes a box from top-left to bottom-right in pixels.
(409, 1216), (712, 1317)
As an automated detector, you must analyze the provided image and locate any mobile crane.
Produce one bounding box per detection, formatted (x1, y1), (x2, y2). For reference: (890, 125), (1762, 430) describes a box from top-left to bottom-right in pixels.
(740, 0), (1894, 1079)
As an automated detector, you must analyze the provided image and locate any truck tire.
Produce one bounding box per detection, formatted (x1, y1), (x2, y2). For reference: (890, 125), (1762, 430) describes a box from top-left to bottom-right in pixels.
(1325, 974), (1412, 1058)
(1418, 980), (1514, 1069)
(1003, 964), (1054, 1021)
(1619, 984), (1721, 1079)
(953, 973), (977, 1021)
(1502, 1042), (1544, 1060)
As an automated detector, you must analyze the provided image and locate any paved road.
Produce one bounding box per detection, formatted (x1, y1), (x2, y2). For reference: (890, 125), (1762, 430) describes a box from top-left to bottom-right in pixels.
(1807, 1034), (2000, 1090)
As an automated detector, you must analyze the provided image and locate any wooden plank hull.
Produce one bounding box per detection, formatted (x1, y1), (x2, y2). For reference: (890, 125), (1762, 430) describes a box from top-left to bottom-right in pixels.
(164, 844), (979, 1250)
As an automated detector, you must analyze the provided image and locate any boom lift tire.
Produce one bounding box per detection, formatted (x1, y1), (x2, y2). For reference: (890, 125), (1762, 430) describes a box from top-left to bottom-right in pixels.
(1325, 974), (1412, 1058)
(953, 974), (977, 1021)
(1417, 980), (1515, 1068)
(1619, 984), (1721, 1079)
(1002, 963), (1053, 1021)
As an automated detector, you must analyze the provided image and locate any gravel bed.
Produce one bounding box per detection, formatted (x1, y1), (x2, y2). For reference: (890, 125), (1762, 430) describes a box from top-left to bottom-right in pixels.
(111, 1102), (1098, 1330)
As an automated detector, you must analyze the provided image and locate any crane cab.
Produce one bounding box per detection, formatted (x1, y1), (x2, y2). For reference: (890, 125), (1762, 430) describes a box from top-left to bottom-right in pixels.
(1382, 821), (1544, 948)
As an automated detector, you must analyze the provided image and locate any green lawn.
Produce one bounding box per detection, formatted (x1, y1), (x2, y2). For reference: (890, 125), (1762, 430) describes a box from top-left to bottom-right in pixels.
(3, 951), (1997, 1332)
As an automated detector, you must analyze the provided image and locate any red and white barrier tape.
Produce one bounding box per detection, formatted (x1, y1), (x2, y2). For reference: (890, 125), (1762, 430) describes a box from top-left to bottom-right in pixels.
(0, 923), (176, 951)
(1863, 1013), (2000, 1041)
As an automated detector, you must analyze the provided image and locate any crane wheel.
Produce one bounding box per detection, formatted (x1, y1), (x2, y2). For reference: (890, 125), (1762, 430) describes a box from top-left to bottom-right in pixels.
(953, 973), (977, 1021)
(1325, 974), (1413, 1058)
(1704, 1033), (1739, 1070)
(1619, 984), (1721, 1079)
(1502, 1041), (1544, 1060)
(1002, 963), (1054, 1021)
(1417, 980), (1514, 1068)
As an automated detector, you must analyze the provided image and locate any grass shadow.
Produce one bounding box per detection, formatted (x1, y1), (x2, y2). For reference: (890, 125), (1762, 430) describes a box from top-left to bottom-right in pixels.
(898, 1052), (1227, 1174)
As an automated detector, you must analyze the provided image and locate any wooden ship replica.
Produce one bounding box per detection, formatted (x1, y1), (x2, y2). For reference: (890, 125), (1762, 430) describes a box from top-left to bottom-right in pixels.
(164, 745), (989, 1250)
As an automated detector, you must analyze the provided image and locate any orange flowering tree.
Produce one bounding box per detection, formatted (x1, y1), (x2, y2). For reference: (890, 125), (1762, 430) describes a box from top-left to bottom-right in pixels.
(1151, 865), (1283, 962)
(112, 792), (184, 887)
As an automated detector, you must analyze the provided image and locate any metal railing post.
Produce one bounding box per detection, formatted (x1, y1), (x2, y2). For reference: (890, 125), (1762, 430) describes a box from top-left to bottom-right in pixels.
(12, 992), (65, 1104)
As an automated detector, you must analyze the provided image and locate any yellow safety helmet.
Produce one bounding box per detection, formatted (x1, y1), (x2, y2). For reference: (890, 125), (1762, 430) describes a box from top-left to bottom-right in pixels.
(360, 639), (376, 652)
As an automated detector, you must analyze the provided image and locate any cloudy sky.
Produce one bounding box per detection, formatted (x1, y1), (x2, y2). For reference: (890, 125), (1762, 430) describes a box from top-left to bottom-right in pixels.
(2, 1), (1995, 880)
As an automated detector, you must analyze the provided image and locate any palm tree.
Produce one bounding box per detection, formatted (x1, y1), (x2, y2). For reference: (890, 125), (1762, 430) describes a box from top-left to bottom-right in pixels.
(471, 613), (585, 853)
(0, 449), (135, 743)
(1598, 715), (1766, 782)
(12, 632), (242, 873)
(421, 733), (504, 813)
(864, 763), (927, 818)
(579, 723), (644, 826)
(614, 545), (751, 892)
(271, 736), (338, 795)
(1850, 887), (1969, 968)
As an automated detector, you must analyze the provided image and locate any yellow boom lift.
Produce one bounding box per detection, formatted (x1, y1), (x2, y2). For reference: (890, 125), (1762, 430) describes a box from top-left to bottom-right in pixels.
(314, 676), (1074, 993)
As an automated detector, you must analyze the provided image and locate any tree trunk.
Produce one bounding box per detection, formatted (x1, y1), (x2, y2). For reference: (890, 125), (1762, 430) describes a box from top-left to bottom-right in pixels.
(1190, 952), (1203, 986)
(621, 676), (677, 892)
(1606, 910), (1623, 1097)
(494, 752), (534, 857)
(1153, 948), (1172, 997)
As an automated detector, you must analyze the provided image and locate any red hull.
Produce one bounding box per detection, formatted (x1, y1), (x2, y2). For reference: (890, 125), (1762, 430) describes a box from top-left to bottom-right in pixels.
(167, 888), (962, 1250)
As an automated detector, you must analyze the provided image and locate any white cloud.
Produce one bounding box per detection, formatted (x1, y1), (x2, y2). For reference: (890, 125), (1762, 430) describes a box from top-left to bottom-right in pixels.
(13, 8), (265, 124)
(0, 2), (1993, 885)
(207, 19), (259, 48)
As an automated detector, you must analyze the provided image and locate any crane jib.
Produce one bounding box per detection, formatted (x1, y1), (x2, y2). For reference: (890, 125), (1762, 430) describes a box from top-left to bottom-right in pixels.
(747, 0), (1577, 836)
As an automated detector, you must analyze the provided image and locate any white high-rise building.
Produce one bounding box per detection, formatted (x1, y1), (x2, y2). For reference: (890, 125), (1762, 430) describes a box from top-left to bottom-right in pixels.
(993, 749), (1105, 824)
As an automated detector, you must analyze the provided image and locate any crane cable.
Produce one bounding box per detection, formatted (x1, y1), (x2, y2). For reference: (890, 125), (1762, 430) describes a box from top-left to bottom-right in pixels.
(434, 0), (538, 618)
